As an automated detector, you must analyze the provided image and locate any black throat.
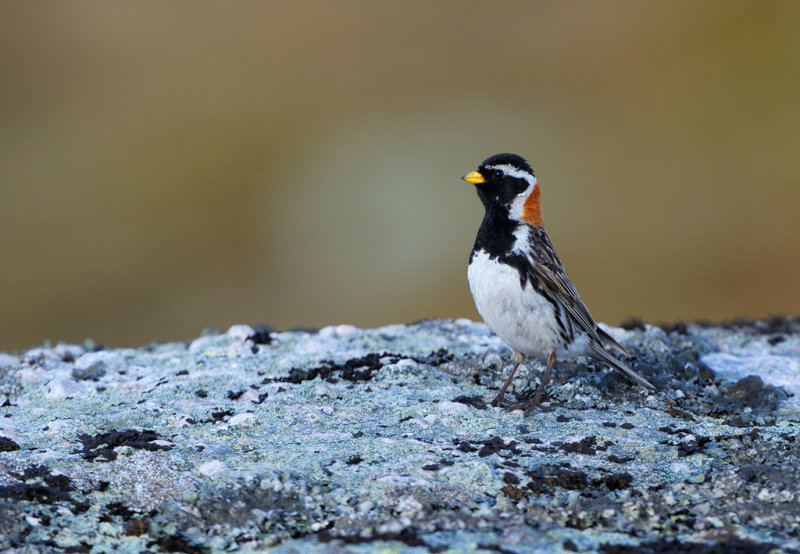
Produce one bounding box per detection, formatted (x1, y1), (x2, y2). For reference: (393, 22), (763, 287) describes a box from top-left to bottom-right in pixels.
(471, 207), (519, 262)
(470, 209), (554, 291)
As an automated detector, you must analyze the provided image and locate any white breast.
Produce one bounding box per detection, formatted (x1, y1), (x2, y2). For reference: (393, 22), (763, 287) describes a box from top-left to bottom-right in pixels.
(468, 249), (593, 361)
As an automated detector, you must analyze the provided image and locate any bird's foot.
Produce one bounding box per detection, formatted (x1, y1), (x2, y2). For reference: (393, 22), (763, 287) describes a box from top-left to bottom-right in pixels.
(489, 391), (516, 408)
(522, 399), (549, 416)
(507, 392), (550, 416)
(490, 394), (549, 415)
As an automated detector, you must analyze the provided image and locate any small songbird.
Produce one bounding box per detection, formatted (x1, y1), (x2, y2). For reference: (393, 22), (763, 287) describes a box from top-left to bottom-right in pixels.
(463, 153), (654, 414)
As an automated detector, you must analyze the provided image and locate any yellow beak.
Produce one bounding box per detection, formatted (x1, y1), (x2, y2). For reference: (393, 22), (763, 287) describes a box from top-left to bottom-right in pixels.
(462, 170), (485, 185)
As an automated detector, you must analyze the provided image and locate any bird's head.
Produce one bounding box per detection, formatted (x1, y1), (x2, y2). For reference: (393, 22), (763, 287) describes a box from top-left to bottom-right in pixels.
(462, 153), (542, 227)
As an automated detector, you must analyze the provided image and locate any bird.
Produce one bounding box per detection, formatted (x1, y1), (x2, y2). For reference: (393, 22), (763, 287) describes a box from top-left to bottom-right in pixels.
(463, 153), (655, 414)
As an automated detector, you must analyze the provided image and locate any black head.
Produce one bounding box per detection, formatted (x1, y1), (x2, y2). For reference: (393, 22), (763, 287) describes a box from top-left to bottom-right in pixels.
(463, 153), (537, 211)
(478, 153), (534, 175)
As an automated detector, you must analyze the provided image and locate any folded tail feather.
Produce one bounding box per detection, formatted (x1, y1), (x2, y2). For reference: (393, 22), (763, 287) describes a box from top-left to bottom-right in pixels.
(597, 325), (631, 357)
(591, 345), (655, 390)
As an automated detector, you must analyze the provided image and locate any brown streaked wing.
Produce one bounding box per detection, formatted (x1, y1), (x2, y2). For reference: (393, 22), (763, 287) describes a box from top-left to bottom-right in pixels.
(528, 231), (604, 345)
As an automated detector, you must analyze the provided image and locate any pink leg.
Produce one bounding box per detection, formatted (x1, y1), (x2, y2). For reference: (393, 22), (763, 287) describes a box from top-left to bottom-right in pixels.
(523, 351), (557, 416)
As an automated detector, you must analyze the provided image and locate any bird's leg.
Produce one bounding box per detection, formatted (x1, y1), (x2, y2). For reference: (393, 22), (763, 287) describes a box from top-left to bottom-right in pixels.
(490, 351), (524, 407)
(523, 351), (557, 416)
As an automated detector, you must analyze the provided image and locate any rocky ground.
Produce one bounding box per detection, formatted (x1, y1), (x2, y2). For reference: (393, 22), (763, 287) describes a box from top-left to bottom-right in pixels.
(1, 317), (799, 553)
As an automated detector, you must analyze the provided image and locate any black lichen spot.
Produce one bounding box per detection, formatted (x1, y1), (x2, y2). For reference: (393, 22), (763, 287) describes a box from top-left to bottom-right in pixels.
(476, 436), (521, 458)
(767, 334), (785, 345)
(619, 317), (646, 331)
(658, 425), (693, 436)
(451, 395), (487, 410)
(147, 534), (204, 554)
(74, 429), (172, 462)
(226, 389), (245, 400)
(201, 409), (234, 424)
(414, 348), (454, 366)
(272, 350), (454, 386)
(607, 454), (635, 464)
(282, 353), (391, 384)
(556, 415), (571, 423)
(0, 481), (74, 505)
(346, 455), (363, 465)
(599, 537), (782, 553)
(563, 539), (579, 552)
(422, 463), (441, 471)
(42, 472), (73, 492)
(55, 541), (92, 553)
(248, 324), (275, 345)
(550, 469), (590, 490)
(502, 472), (520, 485)
(525, 477), (546, 493)
(454, 440), (478, 453)
(0, 465), (76, 506)
(554, 436), (602, 456)
(524, 465), (591, 492)
(594, 472), (633, 490)
(620, 422), (635, 429)
(106, 501), (136, 518)
(0, 436), (19, 452)
(660, 322), (690, 335)
(476, 545), (516, 554)
(194, 389), (207, 398)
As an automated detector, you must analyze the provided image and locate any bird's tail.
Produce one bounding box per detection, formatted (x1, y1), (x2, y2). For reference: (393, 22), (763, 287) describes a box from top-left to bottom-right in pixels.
(591, 345), (655, 391)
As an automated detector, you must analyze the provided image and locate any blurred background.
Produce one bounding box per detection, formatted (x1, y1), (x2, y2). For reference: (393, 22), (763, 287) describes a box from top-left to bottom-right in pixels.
(2, 2), (799, 351)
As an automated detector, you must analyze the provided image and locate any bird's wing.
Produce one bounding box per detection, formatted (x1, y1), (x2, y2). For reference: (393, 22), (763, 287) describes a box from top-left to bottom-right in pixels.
(526, 229), (654, 390)
(527, 230), (603, 343)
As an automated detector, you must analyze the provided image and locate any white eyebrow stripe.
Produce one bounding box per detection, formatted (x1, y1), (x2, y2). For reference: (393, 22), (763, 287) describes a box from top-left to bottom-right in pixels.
(485, 164), (537, 187)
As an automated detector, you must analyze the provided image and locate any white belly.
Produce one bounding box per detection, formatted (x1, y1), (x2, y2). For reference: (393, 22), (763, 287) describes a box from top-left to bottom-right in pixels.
(468, 250), (585, 358)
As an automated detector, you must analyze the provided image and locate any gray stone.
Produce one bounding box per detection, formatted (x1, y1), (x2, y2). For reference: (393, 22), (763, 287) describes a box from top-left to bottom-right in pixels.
(0, 318), (798, 552)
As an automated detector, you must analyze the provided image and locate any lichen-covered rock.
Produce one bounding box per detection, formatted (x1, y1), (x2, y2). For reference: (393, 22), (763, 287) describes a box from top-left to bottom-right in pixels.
(0, 318), (798, 552)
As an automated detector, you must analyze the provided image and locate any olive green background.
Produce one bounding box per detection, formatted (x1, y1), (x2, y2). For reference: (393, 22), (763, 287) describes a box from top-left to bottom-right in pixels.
(2, 2), (799, 350)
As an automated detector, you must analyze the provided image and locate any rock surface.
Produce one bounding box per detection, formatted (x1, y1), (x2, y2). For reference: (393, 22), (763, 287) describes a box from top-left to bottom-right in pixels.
(1, 318), (799, 552)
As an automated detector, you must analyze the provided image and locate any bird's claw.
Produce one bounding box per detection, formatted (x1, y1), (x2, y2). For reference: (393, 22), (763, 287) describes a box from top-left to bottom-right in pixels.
(489, 393), (549, 415)
(507, 399), (549, 415)
(489, 392), (515, 408)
